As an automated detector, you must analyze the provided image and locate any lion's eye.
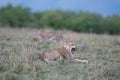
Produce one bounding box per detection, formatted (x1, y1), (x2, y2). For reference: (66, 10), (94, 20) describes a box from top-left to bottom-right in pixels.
(71, 44), (74, 46)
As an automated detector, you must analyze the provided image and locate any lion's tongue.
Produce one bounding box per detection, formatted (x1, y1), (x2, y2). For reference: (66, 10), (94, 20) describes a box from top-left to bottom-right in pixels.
(71, 48), (75, 54)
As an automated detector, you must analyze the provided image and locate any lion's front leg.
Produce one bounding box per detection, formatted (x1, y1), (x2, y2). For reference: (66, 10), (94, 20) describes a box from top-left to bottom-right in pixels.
(70, 59), (88, 63)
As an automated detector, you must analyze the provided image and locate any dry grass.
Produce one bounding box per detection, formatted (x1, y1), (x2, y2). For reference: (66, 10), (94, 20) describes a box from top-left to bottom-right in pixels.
(0, 28), (120, 80)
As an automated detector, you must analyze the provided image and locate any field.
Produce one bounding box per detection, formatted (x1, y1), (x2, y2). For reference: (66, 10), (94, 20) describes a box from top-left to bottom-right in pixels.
(0, 28), (120, 80)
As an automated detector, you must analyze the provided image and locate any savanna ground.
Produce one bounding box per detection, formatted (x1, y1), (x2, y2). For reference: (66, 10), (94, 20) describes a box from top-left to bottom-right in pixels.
(0, 28), (120, 80)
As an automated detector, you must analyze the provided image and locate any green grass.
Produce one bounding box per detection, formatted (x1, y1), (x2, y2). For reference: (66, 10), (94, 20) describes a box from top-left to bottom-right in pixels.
(0, 28), (120, 80)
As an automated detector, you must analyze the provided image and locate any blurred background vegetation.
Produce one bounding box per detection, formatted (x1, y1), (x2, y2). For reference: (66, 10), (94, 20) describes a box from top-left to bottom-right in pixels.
(0, 4), (120, 34)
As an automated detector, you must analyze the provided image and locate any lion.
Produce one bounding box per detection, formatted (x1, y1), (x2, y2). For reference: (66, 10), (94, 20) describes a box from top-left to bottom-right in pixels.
(41, 41), (88, 63)
(33, 30), (63, 43)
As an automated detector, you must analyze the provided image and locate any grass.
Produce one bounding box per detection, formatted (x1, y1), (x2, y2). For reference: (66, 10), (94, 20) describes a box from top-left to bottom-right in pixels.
(0, 28), (120, 80)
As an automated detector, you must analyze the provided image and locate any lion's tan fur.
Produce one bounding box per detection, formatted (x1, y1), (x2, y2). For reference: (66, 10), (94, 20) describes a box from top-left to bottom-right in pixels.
(41, 41), (88, 63)
(34, 30), (63, 43)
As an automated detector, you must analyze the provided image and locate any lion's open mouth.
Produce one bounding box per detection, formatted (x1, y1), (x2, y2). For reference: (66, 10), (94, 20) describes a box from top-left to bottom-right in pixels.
(71, 48), (76, 54)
